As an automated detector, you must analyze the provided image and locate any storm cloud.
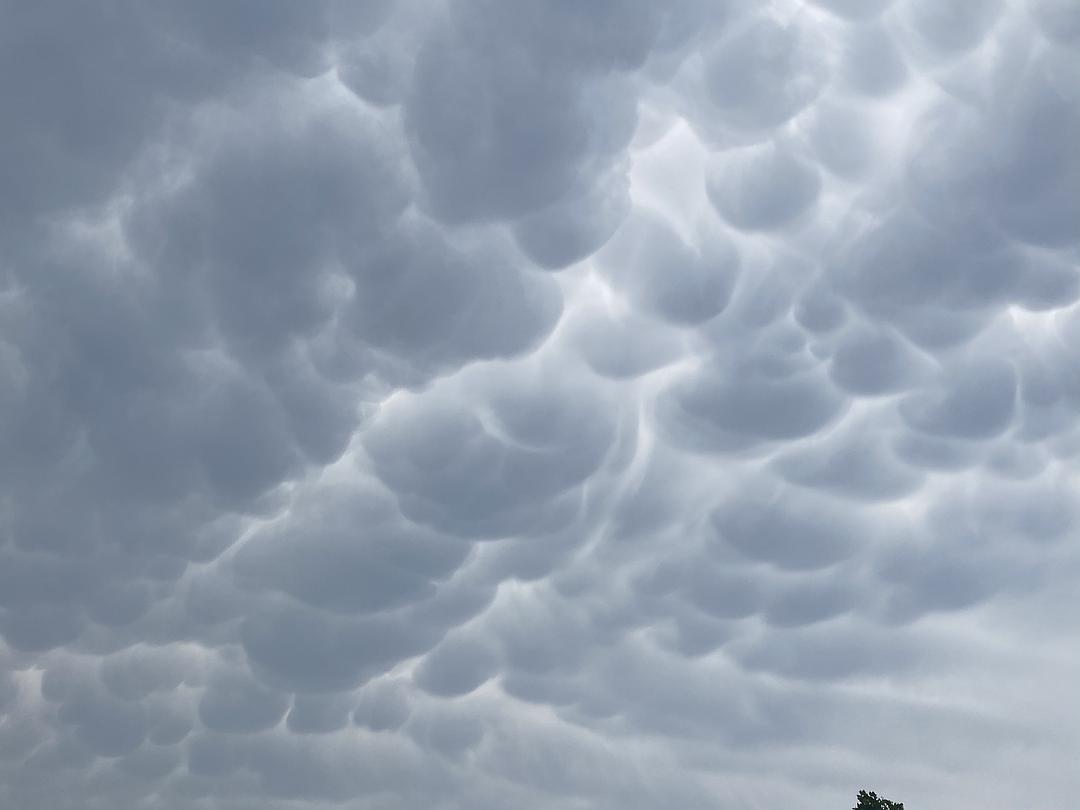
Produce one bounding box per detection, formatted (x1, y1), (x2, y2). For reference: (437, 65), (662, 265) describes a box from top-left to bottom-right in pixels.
(2, 2), (1079, 809)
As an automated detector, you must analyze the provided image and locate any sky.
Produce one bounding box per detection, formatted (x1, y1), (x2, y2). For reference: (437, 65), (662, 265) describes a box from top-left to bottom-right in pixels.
(1, 1), (1079, 808)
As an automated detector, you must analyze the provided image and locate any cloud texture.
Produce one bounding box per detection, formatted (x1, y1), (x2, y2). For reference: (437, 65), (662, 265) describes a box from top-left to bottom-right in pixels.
(1, 1), (1079, 808)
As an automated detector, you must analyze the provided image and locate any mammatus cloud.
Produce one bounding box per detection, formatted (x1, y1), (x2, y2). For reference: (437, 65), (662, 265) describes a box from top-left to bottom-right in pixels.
(1, 1), (1079, 809)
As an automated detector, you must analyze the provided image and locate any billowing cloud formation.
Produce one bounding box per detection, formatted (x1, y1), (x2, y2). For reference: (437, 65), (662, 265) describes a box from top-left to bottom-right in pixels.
(2, 2), (1079, 809)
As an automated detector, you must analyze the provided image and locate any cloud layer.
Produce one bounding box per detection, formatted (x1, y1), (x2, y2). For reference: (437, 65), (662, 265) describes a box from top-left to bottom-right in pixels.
(2, 1), (1079, 809)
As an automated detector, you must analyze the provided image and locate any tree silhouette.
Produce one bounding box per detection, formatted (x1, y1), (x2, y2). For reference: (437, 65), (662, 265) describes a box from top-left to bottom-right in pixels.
(854, 789), (904, 810)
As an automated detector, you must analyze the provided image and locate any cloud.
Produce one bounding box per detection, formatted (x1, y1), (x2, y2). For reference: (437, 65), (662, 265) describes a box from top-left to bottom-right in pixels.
(710, 489), (863, 571)
(2, 1), (1080, 809)
(660, 357), (845, 450)
(596, 209), (740, 324)
(363, 362), (625, 536)
(691, 11), (829, 138)
(807, 0), (897, 21)
(706, 139), (822, 231)
(231, 482), (470, 614)
(197, 669), (289, 734)
(414, 633), (499, 697)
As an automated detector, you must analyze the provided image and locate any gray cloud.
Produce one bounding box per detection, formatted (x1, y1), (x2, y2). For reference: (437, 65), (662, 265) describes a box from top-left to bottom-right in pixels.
(597, 209), (740, 324)
(3, 1), (1080, 809)
(706, 140), (822, 231)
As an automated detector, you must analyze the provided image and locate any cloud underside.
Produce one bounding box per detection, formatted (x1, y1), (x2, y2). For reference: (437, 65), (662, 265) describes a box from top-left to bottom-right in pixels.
(2, 1), (1079, 809)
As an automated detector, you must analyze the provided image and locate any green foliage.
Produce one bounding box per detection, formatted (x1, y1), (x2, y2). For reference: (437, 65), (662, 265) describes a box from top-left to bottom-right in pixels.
(854, 789), (905, 810)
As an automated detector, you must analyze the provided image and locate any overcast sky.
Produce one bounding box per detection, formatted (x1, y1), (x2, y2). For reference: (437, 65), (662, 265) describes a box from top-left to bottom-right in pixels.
(2, 1), (1079, 808)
